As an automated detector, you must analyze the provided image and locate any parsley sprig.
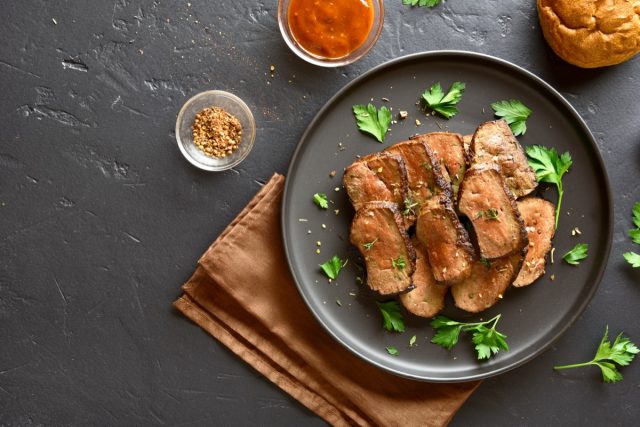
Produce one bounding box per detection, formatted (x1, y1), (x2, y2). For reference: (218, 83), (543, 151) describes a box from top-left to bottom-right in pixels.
(624, 202), (640, 267)
(430, 314), (509, 360)
(563, 243), (588, 266)
(525, 145), (573, 229)
(402, 0), (441, 7)
(352, 103), (392, 143)
(491, 99), (532, 136)
(319, 255), (346, 280)
(554, 326), (639, 383)
(422, 81), (466, 119)
(376, 300), (405, 332)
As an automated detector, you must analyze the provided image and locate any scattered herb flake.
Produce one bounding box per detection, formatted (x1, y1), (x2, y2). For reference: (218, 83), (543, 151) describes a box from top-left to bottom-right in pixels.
(363, 238), (378, 251)
(386, 346), (399, 356)
(490, 99), (532, 136)
(479, 258), (492, 269)
(409, 335), (417, 347)
(352, 103), (392, 143)
(376, 300), (405, 332)
(554, 326), (639, 383)
(525, 145), (573, 229)
(313, 193), (328, 209)
(319, 255), (346, 280)
(391, 256), (406, 270)
(422, 81), (465, 119)
(563, 243), (588, 266)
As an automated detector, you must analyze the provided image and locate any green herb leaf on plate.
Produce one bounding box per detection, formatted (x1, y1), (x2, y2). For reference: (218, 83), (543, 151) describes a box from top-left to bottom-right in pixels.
(525, 145), (573, 229)
(313, 193), (328, 209)
(623, 252), (640, 268)
(430, 314), (508, 360)
(491, 99), (532, 136)
(319, 255), (346, 280)
(563, 243), (588, 266)
(422, 81), (466, 119)
(386, 346), (399, 356)
(391, 256), (406, 270)
(409, 335), (417, 347)
(352, 103), (392, 143)
(376, 300), (405, 332)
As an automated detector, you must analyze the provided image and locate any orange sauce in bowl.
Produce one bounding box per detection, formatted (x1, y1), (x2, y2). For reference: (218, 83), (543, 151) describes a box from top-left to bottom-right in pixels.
(287, 0), (375, 59)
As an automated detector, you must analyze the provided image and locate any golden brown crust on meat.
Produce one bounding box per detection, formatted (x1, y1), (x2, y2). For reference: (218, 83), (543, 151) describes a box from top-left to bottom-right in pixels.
(537, 0), (640, 68)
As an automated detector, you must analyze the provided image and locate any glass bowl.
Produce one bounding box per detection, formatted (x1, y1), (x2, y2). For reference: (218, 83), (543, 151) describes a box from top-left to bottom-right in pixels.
(175, 90), (256, 171)
(277, 0), (384, 67)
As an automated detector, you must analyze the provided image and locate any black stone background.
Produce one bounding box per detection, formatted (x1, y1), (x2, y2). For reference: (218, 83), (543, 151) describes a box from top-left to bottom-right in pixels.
(1, 1), (638, 425)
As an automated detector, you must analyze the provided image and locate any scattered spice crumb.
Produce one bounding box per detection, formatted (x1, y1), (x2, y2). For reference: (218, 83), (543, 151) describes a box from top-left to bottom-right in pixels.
(336, 300), (342, 306)
(270, 64), (275, 72)
(415, 119), (421, 126)
(398, 111), (408, 120)
(298, 218), (308, 222)
(321, 224), (327, 229)
(52, 18), (58, 25)
(334, 187), (340, 192)
(334, 209), (340, 215)
(349, 292), (357, 296)
(316, 249), (321, 254)
(381, 97), (389, 102)
(329, 170), (336, 178)
(550, 274), (556, 281)
(307, 230), (311, 234)
(316, 241), (321, 246)
(192, 107), (242, 158)
(550, 247), (556, 264)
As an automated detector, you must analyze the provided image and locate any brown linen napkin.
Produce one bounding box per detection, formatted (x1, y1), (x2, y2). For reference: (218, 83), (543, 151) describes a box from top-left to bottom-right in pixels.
(174, 173), (480, 427)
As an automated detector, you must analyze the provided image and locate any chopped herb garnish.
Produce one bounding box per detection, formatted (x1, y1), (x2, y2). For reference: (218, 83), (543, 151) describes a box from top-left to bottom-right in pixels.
(422, 81), (466, 119)
(403, 195), (419, 216)
(525, 145), (573, 229)
(391, 256), (406, 270)
(386, 346), (399, 356)
(402, 0), (440, 8)
(363, 238), (378, 251)
(352, 103), (392, 143)
(376, 300), (405, 332)
(624, 202), (640, 267)
(490, 99), (532, 136)
(623, 252), (640, 267)
(312, 193), (328, 209)
(319, 255), (346, 280)
(563, 243), (588, 266)
(479, 258), (492, 269)
(430, 314), (508, 360)
(554, 326), (639, 383)
(476, 208), (499, 220)
(409, 335), (417, 347)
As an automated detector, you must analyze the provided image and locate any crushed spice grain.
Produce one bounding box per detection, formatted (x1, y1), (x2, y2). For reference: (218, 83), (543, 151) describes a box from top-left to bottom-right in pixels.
(192, 107), (242, 158)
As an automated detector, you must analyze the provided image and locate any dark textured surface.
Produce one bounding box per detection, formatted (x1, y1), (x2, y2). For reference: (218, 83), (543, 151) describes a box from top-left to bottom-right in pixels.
(0, 1), (638, 426)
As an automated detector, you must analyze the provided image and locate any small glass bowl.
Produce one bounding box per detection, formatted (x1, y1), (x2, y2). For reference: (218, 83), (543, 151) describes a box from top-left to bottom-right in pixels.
(277, 0), (384, 67)
(175, 90), (256, 171)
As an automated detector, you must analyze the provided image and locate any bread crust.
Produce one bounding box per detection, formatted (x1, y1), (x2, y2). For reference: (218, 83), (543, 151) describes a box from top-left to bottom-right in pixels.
(537, 0), (640, 68)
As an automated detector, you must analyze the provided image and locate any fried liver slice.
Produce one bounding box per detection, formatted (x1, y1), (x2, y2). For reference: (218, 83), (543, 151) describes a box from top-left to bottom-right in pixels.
(399, 239), (448, 318)
(513, 197), (556, 287)
(415, 194), (475, 284)
(413, 132), (467, 197)
(469, 119), (538, 198)
(451, 249), (525, 313)
(343, 161), (395, 211)
(350, 202), (416, 295)
(458, 163), (528, 259)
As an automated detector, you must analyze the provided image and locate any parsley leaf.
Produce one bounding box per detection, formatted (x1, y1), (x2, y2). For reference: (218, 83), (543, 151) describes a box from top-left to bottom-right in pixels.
(391, 256), (406, 270)
(313, 193), (328, 209)
(409, 335), (417, 347)
(525, 145), (573, 229)
(376, 300), (405, 332)
(430, 314), (508, 360)
(402, 0), (441, 7)
(352, 103), (392, 143)
(319, 255), (346, 280)
(623, 252), (640, 268)
(491, 99), (532, 136)
(386, 346), (399, 356)
(563, 243), (588, 266)
(363, 238), (378, 251)
(422, 81), (466, 119)
(629, 229), (640, 245)
(554, 326), (639, 383)
(632, 202), (640, 229)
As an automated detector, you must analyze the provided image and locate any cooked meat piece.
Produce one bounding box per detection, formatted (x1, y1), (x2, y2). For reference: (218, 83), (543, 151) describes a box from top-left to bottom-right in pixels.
(343, 161), (395, 211)
(458, 164), (528, 259)
(399, 239), (448, 318)
(413, 132), (467, 197)
(350, 201), (416, 295)
(415, 193), (475, 284)
(513, 197), (556, 287)
(384, 140), (451, 205)
(358, 152), (409, 207)
(469, 119), (538, 197)
(451, 249), (525, 313)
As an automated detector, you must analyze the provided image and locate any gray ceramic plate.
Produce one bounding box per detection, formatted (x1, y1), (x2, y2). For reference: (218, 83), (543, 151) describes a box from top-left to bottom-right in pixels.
(281, 51), (612, 382)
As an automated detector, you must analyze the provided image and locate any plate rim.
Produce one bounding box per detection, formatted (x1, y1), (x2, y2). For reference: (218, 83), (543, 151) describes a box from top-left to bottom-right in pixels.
(281, 50), (613, 382)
